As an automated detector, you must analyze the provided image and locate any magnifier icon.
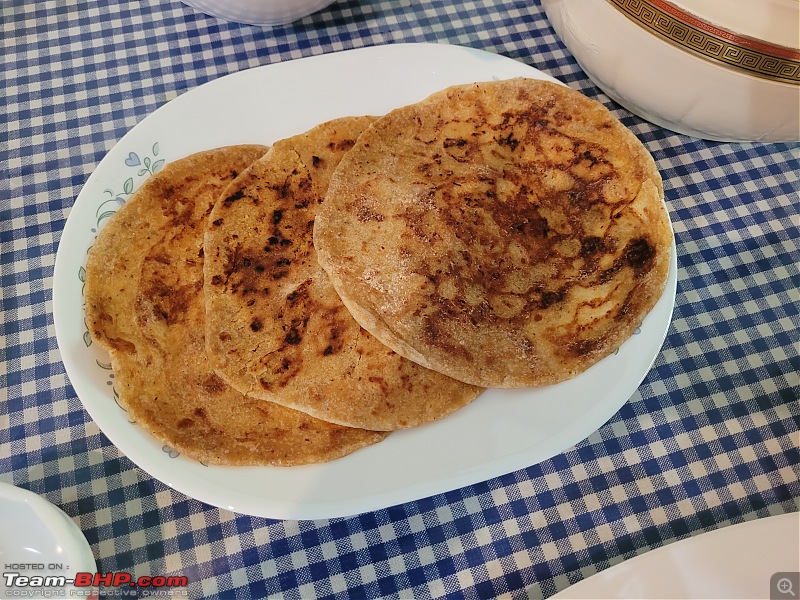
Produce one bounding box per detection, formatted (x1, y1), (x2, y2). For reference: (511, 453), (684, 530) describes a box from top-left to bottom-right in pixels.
(778, 578), (796, 597)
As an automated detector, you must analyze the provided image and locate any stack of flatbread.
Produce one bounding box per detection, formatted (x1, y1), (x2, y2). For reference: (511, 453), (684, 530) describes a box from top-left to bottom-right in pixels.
(84, 78), (672, 466)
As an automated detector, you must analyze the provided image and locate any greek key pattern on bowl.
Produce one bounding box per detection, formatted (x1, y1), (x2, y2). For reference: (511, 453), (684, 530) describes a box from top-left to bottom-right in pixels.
(609, 0), (800, 84)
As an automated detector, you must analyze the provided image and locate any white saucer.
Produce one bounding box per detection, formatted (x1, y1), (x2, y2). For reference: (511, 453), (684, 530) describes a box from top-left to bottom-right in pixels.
(0, 482), (96, 596)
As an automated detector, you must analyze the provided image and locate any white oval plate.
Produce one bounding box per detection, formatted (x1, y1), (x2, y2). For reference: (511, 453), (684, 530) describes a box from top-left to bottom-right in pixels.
(0, 483), (96, 595)
(53, 43), (677, 520)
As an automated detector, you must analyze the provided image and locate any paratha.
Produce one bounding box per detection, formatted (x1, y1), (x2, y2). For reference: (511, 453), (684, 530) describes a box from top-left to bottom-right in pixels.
(203, 118), (482, 431)
(84, 146), (387, 466)
(314, 78), (673, 388)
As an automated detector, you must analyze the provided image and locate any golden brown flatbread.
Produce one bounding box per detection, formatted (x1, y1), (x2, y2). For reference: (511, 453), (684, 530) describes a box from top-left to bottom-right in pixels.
(84, 146), (387, 465)
(314, 78), (673, 388)
(203, 118), (483, 431)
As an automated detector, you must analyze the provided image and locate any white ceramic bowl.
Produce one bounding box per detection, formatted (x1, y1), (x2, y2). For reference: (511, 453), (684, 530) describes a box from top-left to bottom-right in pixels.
(542, 0), (800, 142)
(181, 0), (336, 26)
(0, 483), (96, 596)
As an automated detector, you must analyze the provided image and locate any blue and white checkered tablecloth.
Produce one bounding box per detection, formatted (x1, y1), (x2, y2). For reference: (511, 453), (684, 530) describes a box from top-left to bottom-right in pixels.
(2, 0), (798, 598)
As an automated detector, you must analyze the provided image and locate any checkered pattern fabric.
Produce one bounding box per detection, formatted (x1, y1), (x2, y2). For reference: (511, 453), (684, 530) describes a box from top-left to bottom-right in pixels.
(2, 0), (798, 598)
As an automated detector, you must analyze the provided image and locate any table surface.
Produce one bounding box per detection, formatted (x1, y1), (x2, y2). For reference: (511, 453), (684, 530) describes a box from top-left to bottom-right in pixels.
(2, 0), (798, 598)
